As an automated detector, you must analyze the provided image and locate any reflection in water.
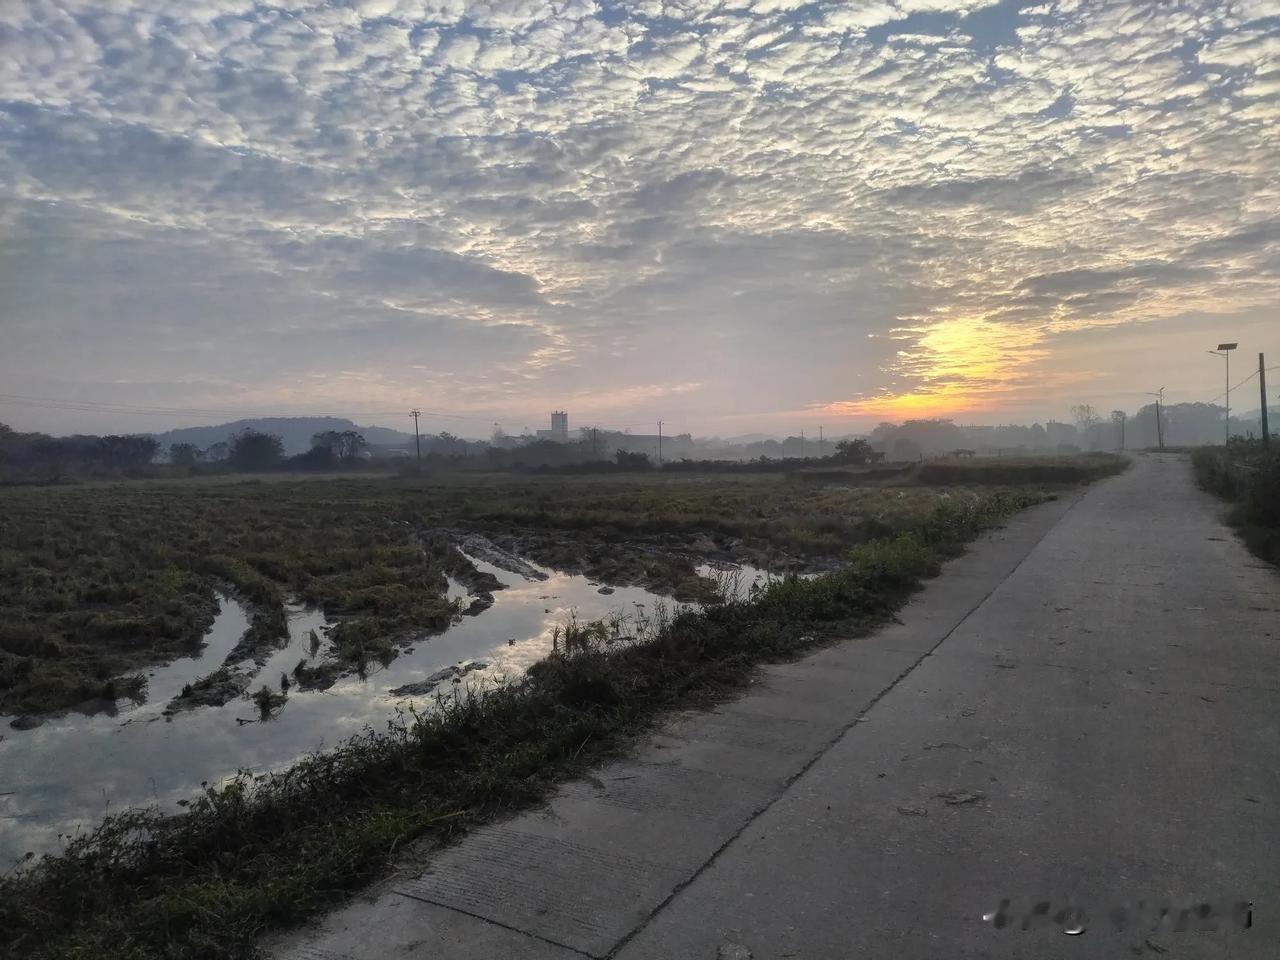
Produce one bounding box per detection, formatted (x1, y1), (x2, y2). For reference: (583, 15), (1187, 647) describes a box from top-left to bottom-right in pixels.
(149, 594), (252, 704)
(0, 557), (691, 865)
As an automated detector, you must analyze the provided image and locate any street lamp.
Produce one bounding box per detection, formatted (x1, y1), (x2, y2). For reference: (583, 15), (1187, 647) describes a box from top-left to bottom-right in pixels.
(1208, 343), (1237, 446)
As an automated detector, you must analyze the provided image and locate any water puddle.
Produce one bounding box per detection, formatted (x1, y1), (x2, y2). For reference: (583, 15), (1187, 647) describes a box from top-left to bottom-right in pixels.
(0, 556), (706, 865)
(145, 596), (252, 705)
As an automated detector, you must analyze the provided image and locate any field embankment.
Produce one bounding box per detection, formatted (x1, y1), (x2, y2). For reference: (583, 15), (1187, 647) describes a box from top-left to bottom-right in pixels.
(914, 452), (1127, 486)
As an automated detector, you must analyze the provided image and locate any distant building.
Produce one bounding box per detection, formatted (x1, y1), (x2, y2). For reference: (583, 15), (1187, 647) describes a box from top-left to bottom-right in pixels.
(536, 410), (570, 442)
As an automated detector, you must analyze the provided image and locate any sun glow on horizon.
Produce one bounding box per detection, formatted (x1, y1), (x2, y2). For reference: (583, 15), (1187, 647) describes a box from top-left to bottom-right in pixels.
(823, 316), (1049, 421)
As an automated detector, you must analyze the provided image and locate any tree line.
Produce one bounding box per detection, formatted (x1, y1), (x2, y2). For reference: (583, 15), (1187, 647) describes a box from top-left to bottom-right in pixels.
(0, 425), (372, 481)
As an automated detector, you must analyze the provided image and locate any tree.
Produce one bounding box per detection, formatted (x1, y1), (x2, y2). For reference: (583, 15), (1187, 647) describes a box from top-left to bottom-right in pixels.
(833, 438), (875, 464)
(903, 419), (966, 454)
(339, 430), (366, 460)
(1110, 410), (1126, 450)
(614, 449), (651, 470)
(312, 430), (340, 453)
(438, 431), (461, 456)
(169, 443), (203, 467)
(311, 430), (366, 462)
(296, 443), (337, 470)
(204, 441), (229, 462)
(1070, 404), (1101, 432)
(891, 437), (923, 461)
(228, 429), (283, 471)
(1070, 404), (1104, 450)
(96, 435), (159, 469)
(869, 422), (898, 446)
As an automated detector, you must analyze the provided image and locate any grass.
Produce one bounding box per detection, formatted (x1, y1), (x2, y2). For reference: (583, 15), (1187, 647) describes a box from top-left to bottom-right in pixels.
(0, 482), (462, 714)
(0, 465), (1090, 715)
(0, 489), (1049, 960)
(1192, 440), (1280, 566)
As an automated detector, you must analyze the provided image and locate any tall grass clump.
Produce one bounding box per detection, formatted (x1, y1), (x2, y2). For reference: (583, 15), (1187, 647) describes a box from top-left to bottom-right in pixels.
(0, 490), (1046, 960)
(1193, 440), (1280, 566)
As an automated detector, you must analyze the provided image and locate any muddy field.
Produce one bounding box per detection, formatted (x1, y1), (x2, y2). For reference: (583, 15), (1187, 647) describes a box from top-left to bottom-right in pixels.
(0, 467), (1102, 718)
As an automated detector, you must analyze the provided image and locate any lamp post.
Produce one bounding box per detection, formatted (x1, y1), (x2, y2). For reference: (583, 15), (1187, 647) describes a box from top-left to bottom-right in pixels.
(1208, 343), (1237, 446)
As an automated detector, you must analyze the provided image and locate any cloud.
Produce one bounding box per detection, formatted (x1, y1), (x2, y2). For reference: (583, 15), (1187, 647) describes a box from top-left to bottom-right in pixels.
(884, 166), (1090, 209)
(1018, 262), (1200, 298)
(1, 0), (1278, 433)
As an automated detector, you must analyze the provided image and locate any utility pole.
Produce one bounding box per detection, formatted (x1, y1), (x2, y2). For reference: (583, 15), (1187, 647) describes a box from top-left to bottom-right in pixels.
(592, 427), (599, 458)
(410, 409), (422, 465)
(657, 420), (663, 467)
(818, 425), (824, 457)
(1112, 410), (1126, 450)
(1155, 389), (1164, 450)
(1261, 353), (1270, 449)
(800, 430), (805, 459)
(1145, 388), (1165, 450)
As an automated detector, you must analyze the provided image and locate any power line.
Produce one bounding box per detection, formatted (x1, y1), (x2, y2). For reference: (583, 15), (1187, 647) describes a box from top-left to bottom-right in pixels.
(1206, 369), (1259, 407)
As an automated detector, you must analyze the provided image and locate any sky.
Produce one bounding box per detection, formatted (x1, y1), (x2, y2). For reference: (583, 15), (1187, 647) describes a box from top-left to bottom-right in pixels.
(2, 0), (1278, 439)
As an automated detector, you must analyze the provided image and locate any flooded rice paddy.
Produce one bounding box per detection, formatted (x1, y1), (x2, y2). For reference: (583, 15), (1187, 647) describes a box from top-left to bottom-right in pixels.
(0, 554), (774, 864)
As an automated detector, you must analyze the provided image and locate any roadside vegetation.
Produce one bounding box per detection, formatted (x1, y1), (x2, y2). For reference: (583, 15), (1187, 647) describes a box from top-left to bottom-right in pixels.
(0, 488), (1050, 960)
(1192, 439), (1280, 566)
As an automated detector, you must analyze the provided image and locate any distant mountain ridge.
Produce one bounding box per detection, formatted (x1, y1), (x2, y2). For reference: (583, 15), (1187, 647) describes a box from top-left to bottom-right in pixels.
(151, 417), (416, 455)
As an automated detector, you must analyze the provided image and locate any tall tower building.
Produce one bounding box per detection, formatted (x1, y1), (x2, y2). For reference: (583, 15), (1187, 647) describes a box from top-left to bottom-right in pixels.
(551, 410), (568, 440)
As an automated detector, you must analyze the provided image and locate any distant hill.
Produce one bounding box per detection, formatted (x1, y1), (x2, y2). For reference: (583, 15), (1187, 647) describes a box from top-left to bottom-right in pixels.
(152, 418), (416, 455)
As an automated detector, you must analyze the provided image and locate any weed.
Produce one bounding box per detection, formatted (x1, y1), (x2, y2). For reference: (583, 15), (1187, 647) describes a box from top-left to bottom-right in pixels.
(1193, 441), (1280, 566)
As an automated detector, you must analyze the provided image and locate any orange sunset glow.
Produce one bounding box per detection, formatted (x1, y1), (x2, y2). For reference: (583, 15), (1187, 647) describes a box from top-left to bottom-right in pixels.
(824, 316), (1050, 421)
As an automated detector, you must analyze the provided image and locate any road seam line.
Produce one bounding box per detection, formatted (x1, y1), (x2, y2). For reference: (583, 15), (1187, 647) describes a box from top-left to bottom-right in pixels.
(602, 489), (1088, 958)
(390, 888), (599, 959)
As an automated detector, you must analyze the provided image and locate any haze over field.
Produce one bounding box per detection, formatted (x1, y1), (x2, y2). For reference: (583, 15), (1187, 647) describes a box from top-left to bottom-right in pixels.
(2, 0), (1278, 437)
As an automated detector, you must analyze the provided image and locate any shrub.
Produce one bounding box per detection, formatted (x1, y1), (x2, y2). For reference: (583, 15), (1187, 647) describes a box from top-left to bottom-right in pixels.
(1193, 441), (1280, 566)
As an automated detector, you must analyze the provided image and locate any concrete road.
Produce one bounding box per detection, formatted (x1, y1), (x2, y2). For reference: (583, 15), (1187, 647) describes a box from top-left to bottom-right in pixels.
(275, 454), (1280, 960)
